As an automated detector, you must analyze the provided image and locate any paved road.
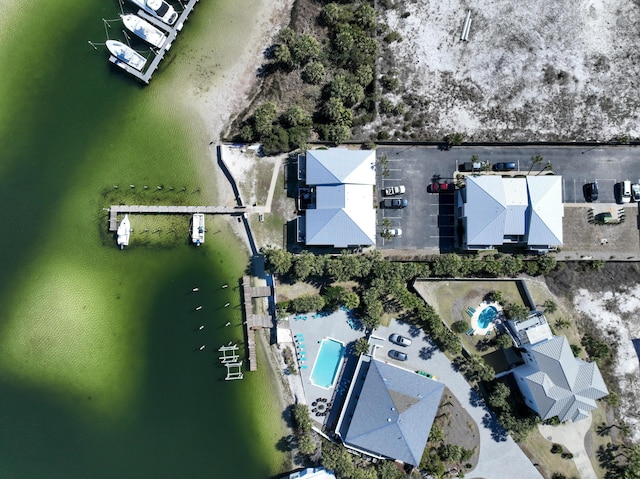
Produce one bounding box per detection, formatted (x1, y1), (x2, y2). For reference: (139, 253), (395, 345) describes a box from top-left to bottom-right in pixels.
(375, 320), (544, 479)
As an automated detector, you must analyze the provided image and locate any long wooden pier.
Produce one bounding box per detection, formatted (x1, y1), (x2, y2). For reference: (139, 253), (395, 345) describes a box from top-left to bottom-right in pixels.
(108, 0), (200, 84)
(241, 276), (274, 371)
(108, 204), (247, 231)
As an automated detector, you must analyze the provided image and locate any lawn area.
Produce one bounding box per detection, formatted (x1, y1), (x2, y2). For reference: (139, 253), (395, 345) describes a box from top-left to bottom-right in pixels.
(413, 278), (523, 356)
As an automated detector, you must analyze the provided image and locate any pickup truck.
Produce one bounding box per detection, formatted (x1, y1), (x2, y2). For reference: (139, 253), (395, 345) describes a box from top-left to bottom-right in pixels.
(383, 185), (406, 196)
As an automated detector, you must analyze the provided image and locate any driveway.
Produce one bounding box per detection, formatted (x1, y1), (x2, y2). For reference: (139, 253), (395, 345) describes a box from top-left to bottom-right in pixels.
(374, 319), (543, 479)
(538, 416), (597, 479)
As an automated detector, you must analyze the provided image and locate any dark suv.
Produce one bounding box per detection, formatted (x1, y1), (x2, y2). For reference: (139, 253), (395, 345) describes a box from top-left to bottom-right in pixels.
(583, 181), (598, 202)
(382, 198), (408, 208)
(494, 162), (516, 171)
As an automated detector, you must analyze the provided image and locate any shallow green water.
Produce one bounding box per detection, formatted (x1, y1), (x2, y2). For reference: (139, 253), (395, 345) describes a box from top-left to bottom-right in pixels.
(0, 1), (287, 477)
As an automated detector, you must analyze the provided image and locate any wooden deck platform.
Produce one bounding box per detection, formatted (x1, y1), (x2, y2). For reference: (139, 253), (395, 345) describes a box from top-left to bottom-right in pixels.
(241, 276), (274, 371)
(108, 0), (200, 84)
(107, 204), (248, 231)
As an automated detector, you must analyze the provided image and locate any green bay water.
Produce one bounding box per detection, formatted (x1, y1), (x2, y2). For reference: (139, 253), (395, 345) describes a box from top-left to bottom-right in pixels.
(0, 0), (288, 477)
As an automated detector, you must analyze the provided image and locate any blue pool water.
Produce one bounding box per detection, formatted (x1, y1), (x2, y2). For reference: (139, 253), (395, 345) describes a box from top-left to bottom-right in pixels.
(311, 339), (345, 388)
(478, 305), (498, 329)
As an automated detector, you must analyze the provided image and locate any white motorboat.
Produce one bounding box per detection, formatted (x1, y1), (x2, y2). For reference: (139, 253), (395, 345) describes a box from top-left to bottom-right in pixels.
(106, 40), (147, 71)
(127, 0), (178, 26)
(117, 215), (131, 249)
(121, 14), (167, 48)
(191, 214), (205, 246)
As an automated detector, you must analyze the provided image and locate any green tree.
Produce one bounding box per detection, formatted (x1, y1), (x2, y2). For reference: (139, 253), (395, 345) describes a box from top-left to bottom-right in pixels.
(325, 123), (351, 144)
(354, 64), (373, 87)
(554, 317), (571, 329)
(273, 44), (292, 68)
(302, 61), (326, 85)
(329, 74), (365, 107)
(582, 334), (610, 364)
(323, 97), (353, 125)
(528, 155), (544, 174)
(543, 299), (558, 313)
(452, 320), (469, 333)
(488, 382), (511, 411)
(505, 302), (529, 321)
(291, 34), (321, 67)
(264, 248), (292, 275)
(354, 3), (376, 30)
(376, 460), (405, 479)
(322, 285), (347, 311)
(494, 333), (513, 349)
(445, 132), (464, 145)
(253, 101), (278, 137)
(319, 2), (345, 27)
(354, 337), (370, 356)
(282, 105), (312, 128)
(342, 290), (360, 310)
(290, 295), (326, 314)
(261, 126), (290, 155)
(292, 403), (312, 432)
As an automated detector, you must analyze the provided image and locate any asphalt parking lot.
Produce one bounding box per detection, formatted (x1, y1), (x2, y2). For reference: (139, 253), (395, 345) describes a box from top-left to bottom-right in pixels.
(374, 145), (640, 253)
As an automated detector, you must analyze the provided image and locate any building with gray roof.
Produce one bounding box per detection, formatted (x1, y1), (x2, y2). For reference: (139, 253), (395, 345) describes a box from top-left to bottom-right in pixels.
(457, 175), (563, 252)
(335, 357), (444, 466)
(510, 316), (608, 422)
(298, 149), (376, 248)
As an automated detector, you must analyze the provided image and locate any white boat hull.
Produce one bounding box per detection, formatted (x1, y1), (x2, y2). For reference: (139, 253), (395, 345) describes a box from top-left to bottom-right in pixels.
(106, 40), (147, 71)
(121, 14), (167, 48)
(191, 214), (205, 246)
(127, 0), (178, 26)
(117, 215), (131, 249)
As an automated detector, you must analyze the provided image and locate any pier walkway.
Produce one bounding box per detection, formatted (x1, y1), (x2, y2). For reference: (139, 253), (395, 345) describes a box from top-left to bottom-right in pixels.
(241, 276), (274, 371)
(109, 0), (200, 83)
(107, 204), (251, 231)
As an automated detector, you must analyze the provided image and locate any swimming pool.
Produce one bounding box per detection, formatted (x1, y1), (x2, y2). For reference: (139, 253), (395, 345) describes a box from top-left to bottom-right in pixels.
(310, 338), (345, 389)
(477, 305), (498, 329)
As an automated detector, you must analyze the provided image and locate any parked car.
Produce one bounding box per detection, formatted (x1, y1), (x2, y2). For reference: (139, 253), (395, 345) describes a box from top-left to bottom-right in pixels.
(583, 181), (598, 202)
(615, 181), (631, 204)
(383, 185), (406, 196)
(388, 349), (408, 361)
(385, 228), (402, 237)
(382, 198), (408, 208)
(632, 183), (640, 202)
(494, 162), (516, 171)
(389, 333), (412, 347)
(428, 181), (454, 193)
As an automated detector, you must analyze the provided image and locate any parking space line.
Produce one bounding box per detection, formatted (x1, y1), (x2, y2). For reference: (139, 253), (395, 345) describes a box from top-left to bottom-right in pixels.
(388, 168), (402, 171)
(383, 215), (402, 219)
(382, 178), (402, 181)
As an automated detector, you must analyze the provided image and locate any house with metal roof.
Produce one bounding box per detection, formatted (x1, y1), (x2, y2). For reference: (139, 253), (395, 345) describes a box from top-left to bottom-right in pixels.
(335, 356), (444, 466)
(456, 175), (563, 252)
(297, 149), (376, 248)
(510, 313), (608, 422)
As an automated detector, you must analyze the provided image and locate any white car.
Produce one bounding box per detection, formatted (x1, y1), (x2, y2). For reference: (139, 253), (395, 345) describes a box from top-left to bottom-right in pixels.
(387, 228), (402, 237)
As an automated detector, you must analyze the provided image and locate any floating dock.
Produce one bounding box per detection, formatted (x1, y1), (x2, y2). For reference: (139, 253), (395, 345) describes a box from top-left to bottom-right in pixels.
(108, 0), (200, 84)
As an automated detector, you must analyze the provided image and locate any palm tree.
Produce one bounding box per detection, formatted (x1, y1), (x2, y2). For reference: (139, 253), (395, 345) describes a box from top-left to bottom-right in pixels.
(528, 155), (544, 174)
(536, 160), (553, 175)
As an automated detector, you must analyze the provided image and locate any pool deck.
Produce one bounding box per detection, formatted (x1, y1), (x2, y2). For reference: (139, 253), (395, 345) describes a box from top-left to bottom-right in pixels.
(286, 308), (365, 429)
(469, 301), (503, 336)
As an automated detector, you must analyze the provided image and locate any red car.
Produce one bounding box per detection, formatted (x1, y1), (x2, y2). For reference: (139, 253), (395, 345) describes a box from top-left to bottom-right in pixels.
(428, 181), (454, 193)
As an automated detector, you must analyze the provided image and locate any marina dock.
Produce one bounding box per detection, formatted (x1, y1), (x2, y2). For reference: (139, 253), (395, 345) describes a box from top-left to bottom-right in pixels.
(107, 205), (249, 231)
(108, 0), (200, 83)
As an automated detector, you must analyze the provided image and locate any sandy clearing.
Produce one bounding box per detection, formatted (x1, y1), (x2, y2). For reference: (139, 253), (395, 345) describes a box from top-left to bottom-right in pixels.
(573, 287), (640, 442)
(382, 0), (640, 140)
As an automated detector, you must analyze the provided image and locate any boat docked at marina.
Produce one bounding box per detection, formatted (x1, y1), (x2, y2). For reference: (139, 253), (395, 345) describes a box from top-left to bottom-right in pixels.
(106, 40), (147, 71)
(121, 14), (167, 48)
(127, 0), (178, 26)
(117, 215), (131, 249)
(191, 213), (205, 246)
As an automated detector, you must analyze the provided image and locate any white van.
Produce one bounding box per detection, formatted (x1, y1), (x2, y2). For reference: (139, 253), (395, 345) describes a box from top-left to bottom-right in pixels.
(623, 180), (632, 202)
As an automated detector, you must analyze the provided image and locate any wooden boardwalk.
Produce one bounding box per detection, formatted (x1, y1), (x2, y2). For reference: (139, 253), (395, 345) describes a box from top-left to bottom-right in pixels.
(108, 204), (247, 231)
(241, 276), (274, 371)
(109, 0), (200, 84)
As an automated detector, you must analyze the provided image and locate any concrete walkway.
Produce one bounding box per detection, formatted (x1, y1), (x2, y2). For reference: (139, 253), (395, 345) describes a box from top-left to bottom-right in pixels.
(376, 321), (543, 479)
(538, 415), (597, 479)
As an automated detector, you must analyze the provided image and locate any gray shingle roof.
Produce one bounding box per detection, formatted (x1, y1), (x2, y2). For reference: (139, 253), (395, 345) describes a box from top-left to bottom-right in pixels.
(514, 336), (608, 422)
(342, 359), (444, 466)
(305, 207), (376, 247)
(526, 177), (563, 246)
